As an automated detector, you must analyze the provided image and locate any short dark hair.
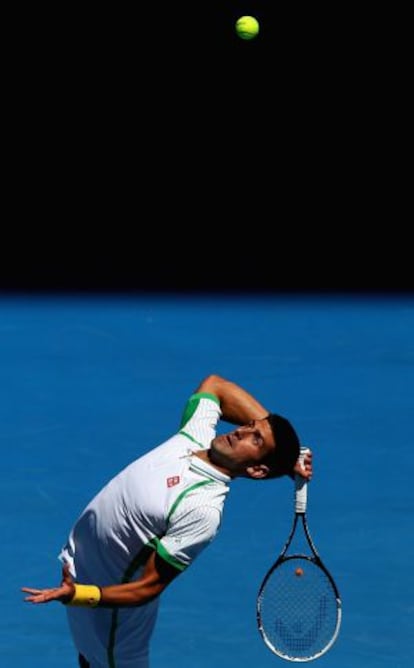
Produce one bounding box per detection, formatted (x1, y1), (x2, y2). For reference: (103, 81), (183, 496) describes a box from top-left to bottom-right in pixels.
(262, 413), (300, 479)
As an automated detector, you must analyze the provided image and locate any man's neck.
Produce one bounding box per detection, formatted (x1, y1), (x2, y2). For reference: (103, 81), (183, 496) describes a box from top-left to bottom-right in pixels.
(192, 449), (234, 477)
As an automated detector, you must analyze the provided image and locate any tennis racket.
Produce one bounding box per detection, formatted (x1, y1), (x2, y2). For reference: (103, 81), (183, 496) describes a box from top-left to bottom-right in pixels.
(257, 448), (342, 662)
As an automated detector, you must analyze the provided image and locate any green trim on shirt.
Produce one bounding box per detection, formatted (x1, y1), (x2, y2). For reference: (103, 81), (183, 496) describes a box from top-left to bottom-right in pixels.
(148, 537), (187, 572)
(167, 480), (213, 522)
(107, 543), (155, 668)
(179, 391), (220, 429)
(179, 430), (203, 448)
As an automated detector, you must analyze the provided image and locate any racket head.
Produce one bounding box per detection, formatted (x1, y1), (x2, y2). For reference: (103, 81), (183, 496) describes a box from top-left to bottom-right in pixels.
(257, 555), (342, 662)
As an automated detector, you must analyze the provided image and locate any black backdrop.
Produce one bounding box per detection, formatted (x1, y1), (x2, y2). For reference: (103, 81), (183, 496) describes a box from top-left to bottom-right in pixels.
(3, 2), (410, 294)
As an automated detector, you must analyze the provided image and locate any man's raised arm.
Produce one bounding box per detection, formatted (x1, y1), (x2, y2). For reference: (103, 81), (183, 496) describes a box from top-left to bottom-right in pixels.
(195, 374), (269, 425)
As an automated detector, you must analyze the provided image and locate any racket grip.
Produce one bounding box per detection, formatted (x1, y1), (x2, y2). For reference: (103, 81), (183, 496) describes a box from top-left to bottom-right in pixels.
(295, 447), (310, 513)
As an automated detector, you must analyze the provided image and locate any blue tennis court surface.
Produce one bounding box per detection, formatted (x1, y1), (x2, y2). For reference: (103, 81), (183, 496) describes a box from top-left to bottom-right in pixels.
(2, 293), (413, 668)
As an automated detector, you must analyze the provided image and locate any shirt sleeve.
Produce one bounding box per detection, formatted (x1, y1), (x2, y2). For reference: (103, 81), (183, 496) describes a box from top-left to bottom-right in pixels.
(159, 502), (222, 570)
(179, 392), (222, 450)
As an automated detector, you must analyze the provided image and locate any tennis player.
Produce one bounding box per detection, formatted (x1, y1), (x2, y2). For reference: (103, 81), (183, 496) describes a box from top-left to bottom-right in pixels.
(22, 374), (312, 668)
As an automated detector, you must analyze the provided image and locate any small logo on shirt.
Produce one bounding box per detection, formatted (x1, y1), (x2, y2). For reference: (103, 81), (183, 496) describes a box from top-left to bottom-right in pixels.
(167, 476), (180, 488)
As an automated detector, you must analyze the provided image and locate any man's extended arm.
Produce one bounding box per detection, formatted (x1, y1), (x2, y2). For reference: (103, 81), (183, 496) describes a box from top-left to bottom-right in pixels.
(195, 374), (269, 425)
(22, 551), (180, 608)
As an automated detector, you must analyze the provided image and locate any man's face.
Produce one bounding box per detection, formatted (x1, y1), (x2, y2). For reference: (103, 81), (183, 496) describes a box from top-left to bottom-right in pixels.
(209, 418), (275, 475)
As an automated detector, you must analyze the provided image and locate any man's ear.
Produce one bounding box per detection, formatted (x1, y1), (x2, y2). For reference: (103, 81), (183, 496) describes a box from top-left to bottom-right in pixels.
(245, 464), (270, 479)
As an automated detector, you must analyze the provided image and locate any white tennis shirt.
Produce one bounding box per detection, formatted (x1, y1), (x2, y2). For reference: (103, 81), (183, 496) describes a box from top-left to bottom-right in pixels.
(59, 392), (230, 668)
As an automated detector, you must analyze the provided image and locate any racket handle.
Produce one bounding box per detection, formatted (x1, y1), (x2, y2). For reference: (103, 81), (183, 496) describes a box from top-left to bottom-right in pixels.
(295, 447), (310, 513)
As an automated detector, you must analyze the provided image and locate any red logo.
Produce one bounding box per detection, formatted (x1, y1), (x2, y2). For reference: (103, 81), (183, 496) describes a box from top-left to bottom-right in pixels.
(167, 476), (180, 488)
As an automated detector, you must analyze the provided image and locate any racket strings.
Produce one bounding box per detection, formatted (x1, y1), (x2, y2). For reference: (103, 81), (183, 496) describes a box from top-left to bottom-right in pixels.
(258, 558), (339, 659)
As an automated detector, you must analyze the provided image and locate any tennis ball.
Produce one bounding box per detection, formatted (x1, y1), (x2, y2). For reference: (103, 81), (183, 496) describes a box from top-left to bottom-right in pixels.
(235, 15), (260, 41)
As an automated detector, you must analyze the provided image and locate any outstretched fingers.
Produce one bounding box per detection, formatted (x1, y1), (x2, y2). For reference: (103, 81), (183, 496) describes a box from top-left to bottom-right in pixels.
(22, 563), (76, 604)
(21, 588), (44, 594)
(21, 587), (62, 603)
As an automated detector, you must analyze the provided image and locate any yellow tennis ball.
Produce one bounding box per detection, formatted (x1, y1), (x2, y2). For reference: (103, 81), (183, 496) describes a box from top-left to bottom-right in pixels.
(235, 15), (260, 40)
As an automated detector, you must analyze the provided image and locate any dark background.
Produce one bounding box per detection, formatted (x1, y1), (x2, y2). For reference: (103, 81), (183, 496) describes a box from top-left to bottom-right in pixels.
(4, 2), (410, 293)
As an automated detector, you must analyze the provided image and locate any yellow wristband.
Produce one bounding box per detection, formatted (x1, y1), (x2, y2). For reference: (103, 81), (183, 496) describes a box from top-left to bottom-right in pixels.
(68, 584), (102, 607)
